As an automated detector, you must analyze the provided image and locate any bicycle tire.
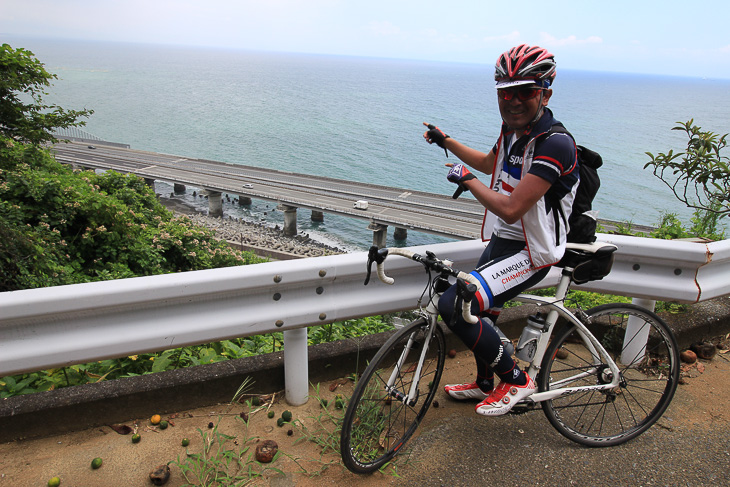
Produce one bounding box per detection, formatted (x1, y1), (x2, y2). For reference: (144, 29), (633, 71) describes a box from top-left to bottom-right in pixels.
(539, 303), (680, 447)
(340, 317), (446, 474)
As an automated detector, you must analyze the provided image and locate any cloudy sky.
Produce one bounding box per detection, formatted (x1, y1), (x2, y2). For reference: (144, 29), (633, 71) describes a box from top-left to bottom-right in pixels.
(3, 0), (730, 79)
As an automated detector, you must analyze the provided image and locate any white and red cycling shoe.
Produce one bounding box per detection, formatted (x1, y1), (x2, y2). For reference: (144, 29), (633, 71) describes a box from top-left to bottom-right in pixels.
(475, 375), (536, 416)
(443, 381), (490, 401)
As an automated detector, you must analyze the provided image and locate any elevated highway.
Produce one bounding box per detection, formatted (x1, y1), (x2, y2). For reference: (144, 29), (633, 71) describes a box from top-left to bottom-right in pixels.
(52, 140), (485, 244)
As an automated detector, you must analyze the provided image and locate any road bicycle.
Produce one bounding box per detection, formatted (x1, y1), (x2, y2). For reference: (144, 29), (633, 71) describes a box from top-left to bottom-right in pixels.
(340, 242), (680, 474)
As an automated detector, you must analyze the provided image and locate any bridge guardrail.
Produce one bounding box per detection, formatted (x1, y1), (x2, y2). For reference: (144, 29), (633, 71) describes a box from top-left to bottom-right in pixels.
(1, 235), (729, 404)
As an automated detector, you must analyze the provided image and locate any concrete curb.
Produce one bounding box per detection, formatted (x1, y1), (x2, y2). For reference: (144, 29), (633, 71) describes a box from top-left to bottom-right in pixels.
(2, 297), (729, 443)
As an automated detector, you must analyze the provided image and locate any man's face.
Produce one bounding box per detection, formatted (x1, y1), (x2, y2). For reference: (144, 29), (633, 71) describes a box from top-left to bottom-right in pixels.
(497, 85), (552, 131)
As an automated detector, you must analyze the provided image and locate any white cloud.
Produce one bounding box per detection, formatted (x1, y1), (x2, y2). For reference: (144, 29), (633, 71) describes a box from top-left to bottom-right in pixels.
(482, 31), (521, 44)
(539, 33), (603, 47)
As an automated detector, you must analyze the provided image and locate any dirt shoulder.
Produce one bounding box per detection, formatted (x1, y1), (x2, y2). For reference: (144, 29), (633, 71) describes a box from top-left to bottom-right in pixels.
(1, 340), (729, 487)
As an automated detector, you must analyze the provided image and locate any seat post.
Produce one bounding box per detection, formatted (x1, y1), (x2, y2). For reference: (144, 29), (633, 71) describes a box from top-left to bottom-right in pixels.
(553, 267), (574, 301)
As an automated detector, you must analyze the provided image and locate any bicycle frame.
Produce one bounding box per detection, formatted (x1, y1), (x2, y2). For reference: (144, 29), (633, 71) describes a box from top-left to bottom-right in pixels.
(512, 284), (622, 404)
(343, 244), (678, 472)
(374, 246), (623, 406)
(386, 303), (440, 406)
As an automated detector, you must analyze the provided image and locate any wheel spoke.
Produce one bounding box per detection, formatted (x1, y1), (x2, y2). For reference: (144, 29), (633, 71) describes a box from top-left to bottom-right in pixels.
(539, 304), (679, 447)
(340, 319), (445, 473)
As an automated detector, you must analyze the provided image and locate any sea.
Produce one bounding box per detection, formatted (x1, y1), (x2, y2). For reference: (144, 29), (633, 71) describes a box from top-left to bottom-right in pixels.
(7, 36), (730, 251)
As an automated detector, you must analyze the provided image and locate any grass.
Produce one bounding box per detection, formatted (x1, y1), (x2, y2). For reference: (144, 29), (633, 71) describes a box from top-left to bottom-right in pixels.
(168, 373), (409, 486)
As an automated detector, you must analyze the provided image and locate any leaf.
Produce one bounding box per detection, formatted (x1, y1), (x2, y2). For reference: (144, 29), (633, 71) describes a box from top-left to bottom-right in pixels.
(151, 353), (173, 373)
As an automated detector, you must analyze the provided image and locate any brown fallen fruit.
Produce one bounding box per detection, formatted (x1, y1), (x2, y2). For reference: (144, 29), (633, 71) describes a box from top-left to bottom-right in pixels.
(109, 424), (133, 435)
(255, 439), (279, 463)
(680, 349), (697, 364)
(690, 341), (716, 360)
(149, 465), (170, 486)
(448, 349), (457, 358)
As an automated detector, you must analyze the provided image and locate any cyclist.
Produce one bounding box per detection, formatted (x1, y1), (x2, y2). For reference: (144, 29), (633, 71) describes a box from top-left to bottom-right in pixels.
(422, 44), (578, 416)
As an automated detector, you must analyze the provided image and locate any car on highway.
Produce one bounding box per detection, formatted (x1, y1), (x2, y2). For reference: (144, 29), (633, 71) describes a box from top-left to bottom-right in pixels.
(242, 183), (253, 189)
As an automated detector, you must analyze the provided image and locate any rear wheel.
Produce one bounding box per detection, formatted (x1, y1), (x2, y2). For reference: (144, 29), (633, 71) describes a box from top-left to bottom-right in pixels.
(539, 303), (679, 446)
(340, 318), (445, 473)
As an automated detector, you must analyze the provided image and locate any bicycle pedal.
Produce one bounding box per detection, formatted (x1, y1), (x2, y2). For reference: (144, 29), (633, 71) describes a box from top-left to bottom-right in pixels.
(508, 402), (537, 415)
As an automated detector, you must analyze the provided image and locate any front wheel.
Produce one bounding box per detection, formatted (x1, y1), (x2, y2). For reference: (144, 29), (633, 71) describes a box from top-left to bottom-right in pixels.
(340, 318), (445, 474)
(539, 303), (679, 447)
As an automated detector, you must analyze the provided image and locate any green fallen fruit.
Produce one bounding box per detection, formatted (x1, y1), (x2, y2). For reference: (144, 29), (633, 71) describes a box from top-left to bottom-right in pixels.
(91, 457), (103, 469)
(132, 434), (141, 443)
(48, 477), (61, 487)
(159, 420), (168, 429)
(281, 410), (292, 422)
(267, 410), (275, 419)
(181, 438), (190, 447)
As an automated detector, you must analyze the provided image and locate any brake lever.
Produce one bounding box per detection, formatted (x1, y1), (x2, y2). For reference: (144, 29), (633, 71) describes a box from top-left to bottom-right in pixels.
(456, 277), (479, 324)
(452, 182), (468, 199)
(456, 277), (478, 301)
(364, 246), (388, 285)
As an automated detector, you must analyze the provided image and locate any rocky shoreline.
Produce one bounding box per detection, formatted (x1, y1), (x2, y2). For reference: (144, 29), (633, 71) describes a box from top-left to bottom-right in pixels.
(160, 196), (347, 259)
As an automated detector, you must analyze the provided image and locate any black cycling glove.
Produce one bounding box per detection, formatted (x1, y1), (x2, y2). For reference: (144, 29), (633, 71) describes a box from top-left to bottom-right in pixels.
(426, 124), (450, 149)
(425, 123), (450, 157)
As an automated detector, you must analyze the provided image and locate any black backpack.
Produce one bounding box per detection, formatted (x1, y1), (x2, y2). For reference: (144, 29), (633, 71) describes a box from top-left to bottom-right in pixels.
(541, 125), (603, 244)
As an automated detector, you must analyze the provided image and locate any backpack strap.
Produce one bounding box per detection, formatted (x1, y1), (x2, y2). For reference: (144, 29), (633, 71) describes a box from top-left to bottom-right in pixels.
(536, 123), (574, 246)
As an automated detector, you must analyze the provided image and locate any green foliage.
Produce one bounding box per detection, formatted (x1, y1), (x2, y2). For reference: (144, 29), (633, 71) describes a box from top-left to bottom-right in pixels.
(0, 137), (264, 291)
(0, 43), (92, 144)
(517, 287), (685, 314)
(645, 119), (729, 219)
(612, 220), (635, 236)
(565, 290), (631, 309)
(686, 201), (726, 240)
(513, 287), (631, 310)
(650, 213), (689, 240)
(307, 315), (394, 345)
(617, 206), (727, 241)
(0, 315), (395, 398)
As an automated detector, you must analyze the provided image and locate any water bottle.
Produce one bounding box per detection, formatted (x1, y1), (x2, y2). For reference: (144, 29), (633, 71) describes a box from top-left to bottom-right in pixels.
(515, 313), (546, 362)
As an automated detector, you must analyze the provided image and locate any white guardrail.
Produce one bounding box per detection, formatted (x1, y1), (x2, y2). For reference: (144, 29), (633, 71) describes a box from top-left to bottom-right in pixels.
(1, 234), (729, 405)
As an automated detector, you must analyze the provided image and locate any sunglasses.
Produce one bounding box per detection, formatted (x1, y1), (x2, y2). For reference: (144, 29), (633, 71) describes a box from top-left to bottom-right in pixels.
(497, 87), (543, 102)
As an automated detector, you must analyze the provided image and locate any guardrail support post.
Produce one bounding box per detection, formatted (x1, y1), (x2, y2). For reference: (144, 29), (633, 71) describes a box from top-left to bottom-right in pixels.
(621, 298), (656, 364)
(283, 328), (309, 406)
